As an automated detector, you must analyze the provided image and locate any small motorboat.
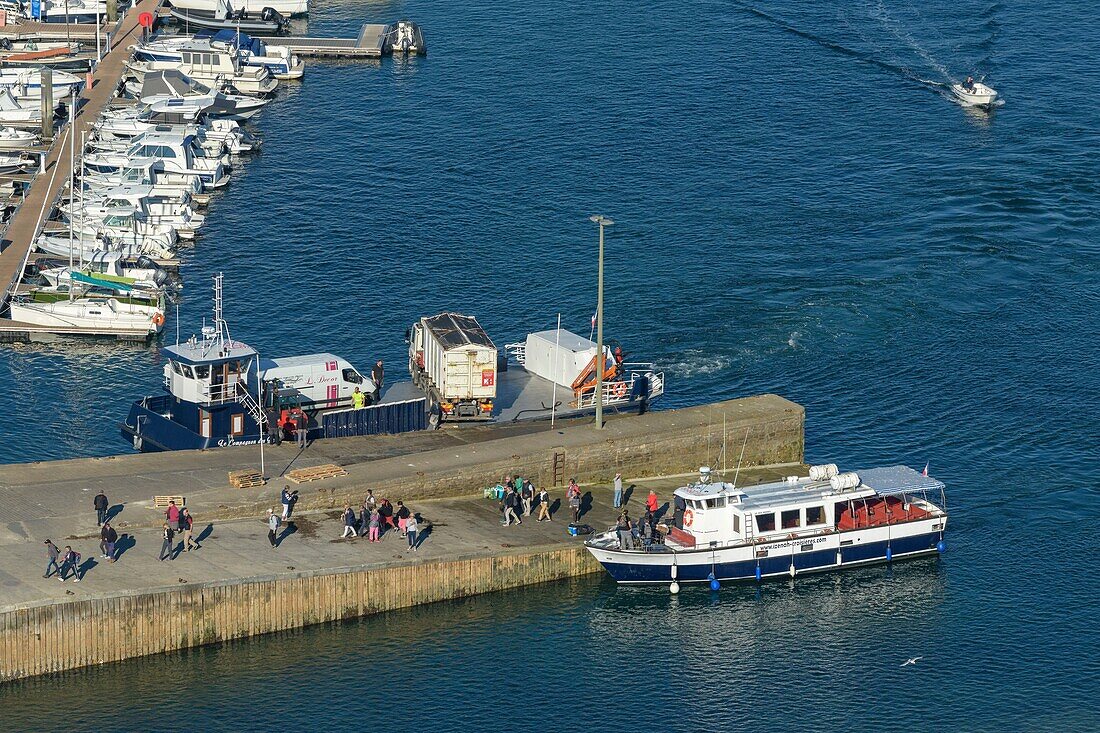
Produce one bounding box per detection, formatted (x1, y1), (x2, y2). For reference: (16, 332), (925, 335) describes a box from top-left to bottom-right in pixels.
(951, 80), (998, 107)
(169, 0), (290, 34)
(0, 151), (35, 173)
(0, 126), (39, 150)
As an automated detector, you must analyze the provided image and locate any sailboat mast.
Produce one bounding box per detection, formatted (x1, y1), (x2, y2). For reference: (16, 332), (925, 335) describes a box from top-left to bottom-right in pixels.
(67, 89), (75, 300)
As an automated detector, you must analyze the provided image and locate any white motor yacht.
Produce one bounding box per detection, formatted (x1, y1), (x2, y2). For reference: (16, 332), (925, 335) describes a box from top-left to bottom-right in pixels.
(0, 126), (39, 149)
(8, 296), (164, 337)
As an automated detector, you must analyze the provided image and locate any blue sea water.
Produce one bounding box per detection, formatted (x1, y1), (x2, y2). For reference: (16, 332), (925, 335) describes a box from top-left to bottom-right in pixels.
(2, 0), (1100, 727)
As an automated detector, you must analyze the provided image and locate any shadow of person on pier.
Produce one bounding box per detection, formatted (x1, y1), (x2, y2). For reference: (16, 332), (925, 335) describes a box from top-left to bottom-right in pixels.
(113, 534), (136, 560)
(550, 499), (561, 518)
(623, 484), (636, 505)
(655, 502), (670, 522)
(196, 523), (214, 545)
(276, 522), (297, 548)
(105, 504), (124, 524)
(77, 556), (97, 580)
(580, 492), (593, 519)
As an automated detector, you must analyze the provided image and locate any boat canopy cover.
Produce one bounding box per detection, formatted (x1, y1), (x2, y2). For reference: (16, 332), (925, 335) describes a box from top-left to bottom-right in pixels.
(141, 69), (202, 99)
(196, 28), (262, 55)
(423, 312), (495, 350)
(855, 466), (946, 496)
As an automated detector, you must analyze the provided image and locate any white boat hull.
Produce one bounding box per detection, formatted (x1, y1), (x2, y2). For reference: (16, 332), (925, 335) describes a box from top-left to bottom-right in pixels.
(951, 82), (998, 107)
(9, 298), (163, 336)
(168, 0), (309, 16)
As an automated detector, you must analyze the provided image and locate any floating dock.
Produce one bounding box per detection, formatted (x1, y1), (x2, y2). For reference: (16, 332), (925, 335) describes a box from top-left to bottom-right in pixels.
(0, 395), (805, 682)
(264, 22), (425, 59)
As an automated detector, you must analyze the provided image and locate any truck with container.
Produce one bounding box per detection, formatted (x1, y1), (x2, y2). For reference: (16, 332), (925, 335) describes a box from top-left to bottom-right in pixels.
(407, 313), (497, 423)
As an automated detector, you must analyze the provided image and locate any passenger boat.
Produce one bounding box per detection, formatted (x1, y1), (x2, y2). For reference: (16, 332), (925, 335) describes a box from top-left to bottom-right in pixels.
(585, 464), (947, 586)
(951, 81), (998, 107)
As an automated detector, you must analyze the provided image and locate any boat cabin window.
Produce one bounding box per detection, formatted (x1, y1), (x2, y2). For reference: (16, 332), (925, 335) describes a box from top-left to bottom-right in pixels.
(806, 506), (826, 525)
(755, 512), (775, 532)
(705, 497), (725, 509)
(171, 360), (183, 375)
(104, 214), (133, 227)
(732, 514), (740, 533)
(781, 509), (801, 530)
(342, 368), (363, 384)
(194, 365), (210, 379)
(180, 364), (194, 379)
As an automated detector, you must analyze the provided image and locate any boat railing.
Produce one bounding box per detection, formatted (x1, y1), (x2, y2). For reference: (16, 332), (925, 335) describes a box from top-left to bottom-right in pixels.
(504, 342), (526, 366)
(573, 364), (665, 409)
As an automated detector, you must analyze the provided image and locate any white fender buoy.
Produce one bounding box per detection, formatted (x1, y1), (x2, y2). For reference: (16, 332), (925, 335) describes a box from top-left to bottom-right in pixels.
(835, 550), (842, 566)
(669, 581), (680, 594)
(788, 563), (796, 578)
(670, 564), (678, 580)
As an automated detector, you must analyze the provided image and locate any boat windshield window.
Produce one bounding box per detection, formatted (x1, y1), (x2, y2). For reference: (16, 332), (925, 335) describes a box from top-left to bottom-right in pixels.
(781, 509), (801, 530)
(193, 365), (210, 379)
(755, 512), (775, 532)
(342, 368), (362, 384)
(806, 506), (826, 525)
(171, 360), (183, 375)
(705, 497), (725, 509)
(181, 364), (194, 379)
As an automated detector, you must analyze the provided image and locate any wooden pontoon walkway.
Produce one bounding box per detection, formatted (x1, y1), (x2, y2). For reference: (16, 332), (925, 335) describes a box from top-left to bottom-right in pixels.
(0, 0), (160, 316)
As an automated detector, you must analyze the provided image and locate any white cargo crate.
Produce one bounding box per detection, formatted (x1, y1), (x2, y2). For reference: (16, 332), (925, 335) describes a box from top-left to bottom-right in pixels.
(523, 329), (612, 388)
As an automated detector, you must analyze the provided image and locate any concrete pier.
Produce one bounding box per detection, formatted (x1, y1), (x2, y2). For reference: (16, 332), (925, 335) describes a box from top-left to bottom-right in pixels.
(0, 395), (804, 682)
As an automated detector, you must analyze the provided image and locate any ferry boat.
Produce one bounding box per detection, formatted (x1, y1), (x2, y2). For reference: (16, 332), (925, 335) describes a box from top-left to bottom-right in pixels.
(585, 464), (947, 586)
(121, 274), (424, 452)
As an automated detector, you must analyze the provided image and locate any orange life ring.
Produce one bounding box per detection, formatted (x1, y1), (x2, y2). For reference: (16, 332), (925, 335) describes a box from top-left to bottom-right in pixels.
(152, 312), (165, 326)
(683, 509), (694, 527)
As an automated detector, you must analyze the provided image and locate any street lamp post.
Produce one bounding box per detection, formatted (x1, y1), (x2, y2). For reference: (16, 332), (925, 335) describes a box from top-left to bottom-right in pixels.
(588, 214), (613, 429)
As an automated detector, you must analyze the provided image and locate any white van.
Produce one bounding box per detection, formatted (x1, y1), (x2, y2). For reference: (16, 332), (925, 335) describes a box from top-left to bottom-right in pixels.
(259, 353), (375, 410)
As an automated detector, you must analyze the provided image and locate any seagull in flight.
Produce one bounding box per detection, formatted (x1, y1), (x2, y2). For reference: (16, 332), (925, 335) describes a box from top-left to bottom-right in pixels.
(901, 657), (923, 667)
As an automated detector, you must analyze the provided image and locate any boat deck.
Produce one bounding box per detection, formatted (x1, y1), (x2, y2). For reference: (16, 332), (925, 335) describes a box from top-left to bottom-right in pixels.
(379, 365), (650, 425)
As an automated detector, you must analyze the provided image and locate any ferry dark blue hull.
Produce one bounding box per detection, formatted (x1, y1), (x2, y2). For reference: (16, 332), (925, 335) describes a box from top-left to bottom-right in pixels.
(121, 394), (264, 452)
(595, 531), (943, 584)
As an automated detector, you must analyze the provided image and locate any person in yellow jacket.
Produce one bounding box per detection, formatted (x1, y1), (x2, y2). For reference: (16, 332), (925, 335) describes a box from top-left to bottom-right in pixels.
(352, 387), (366, 409)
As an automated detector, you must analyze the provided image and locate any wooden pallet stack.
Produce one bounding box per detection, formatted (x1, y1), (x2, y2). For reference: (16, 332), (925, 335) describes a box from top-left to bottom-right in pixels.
(286, 464), (348, 484)
(229, 470), (266, 488)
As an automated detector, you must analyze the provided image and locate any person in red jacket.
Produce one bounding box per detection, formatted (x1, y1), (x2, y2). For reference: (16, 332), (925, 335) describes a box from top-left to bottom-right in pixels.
(646, 489), (658, 514)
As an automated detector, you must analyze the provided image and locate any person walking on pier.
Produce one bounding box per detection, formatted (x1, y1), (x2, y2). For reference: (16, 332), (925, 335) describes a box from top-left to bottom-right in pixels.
(368, 507), (381, 543)
(536, 487), (552, 522)
(358, 501), (371, 537)
(341, 503), (356, 539)
(379, 499), (395, 535)
(396, 501), (410, 537)
(371, 359), (384, 402)
(406, 514), (419, 551)
(502, 488), (521, 526)
(43, 539), (61, 578)
(521, 480), (533, 517)
(613, 473), (623, 508)
(165, 500), (181, 531)
(94, 490), (109, 526)
(59, 546), (82, 582)
(102, 523), (119, 561)
(181, 509), (199, 552)
(295, 411), (308, 449)
(281, 486), (293, 521)
(365, 489), (377, 511)
(159, 523), (175, 561)
(567, 479), (581, 524)
(267, 508), (281, 548)
(352, 386), (366, 410)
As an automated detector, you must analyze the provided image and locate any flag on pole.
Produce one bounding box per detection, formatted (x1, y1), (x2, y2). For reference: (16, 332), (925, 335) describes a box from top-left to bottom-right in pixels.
(921, 463), (929, 477)
(591, 313), (597, 329)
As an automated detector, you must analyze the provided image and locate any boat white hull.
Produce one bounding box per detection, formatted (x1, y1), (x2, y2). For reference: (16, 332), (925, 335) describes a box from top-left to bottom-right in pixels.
(168, 0), (309, 16)
(951, 83), (997, 107)
(585, 516), (946, 584)
(9, 299), (163, 336)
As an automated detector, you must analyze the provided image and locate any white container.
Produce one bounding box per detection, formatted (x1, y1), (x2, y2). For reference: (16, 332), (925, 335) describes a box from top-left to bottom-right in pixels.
(523, 329), (612, 388)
